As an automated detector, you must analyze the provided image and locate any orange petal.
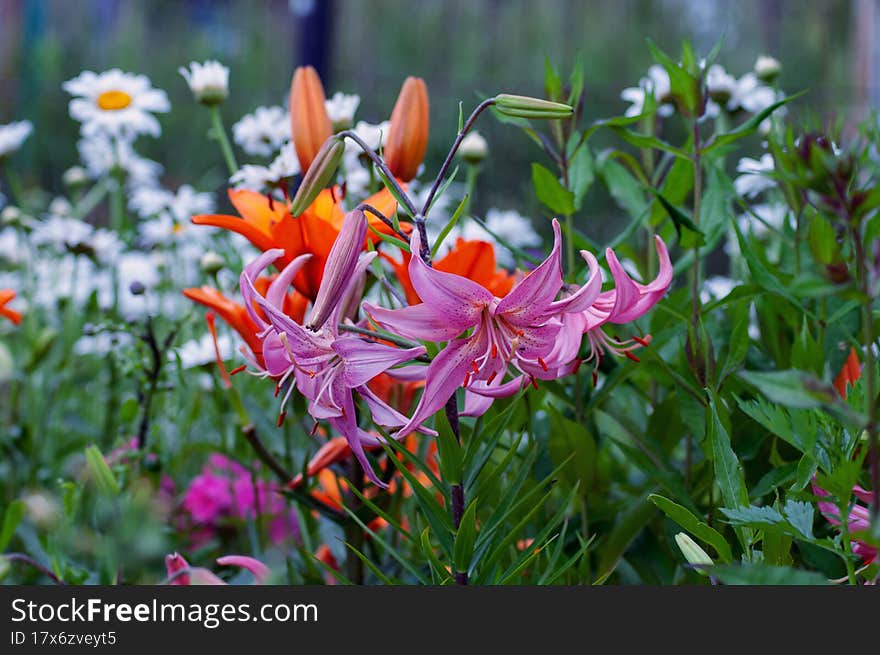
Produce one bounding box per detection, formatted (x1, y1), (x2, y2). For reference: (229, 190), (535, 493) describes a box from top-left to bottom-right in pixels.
(228, 188), (288, 230)
(833, 346), (861, 398)
(385, 77), (429, 182)
(182, 287), (263, 362)
(288, 437), (352, 489)
(0, 289), (22, 325)
(192, 213), (275, 253)
(290, 66), (333, 173)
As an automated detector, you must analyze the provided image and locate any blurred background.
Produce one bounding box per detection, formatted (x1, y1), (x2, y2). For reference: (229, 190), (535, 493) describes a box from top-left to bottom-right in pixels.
(0, 0), (876, 224)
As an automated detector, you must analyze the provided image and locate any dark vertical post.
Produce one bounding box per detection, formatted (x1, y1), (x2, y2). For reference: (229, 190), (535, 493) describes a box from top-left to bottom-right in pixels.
(296, 0), (334, 83)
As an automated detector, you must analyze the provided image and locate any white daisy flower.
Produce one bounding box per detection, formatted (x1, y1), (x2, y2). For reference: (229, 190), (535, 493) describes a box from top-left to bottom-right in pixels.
(78, 135), (163, 188)
(346, 120), (390, 156)
(734, 154), (775, 198)
(86, 228), (125, 265)
(74, 331), (134, 357)
(63, 69), (170, 138)
(31, 215), (93, 252)
(174, 332), (234, 369)
(0, 121), (33, 159)
(129, 187), (174, 218)
(621, 65), (673, 118)
(727, 73), (776, 114)
(230, 142), (300, 191)
(701, 275), (737, 303)
(232, 106), (290, 157)
(706, 65), (736, 104)
(325, 92), (360, 130)
(167, 185), (215, 222)
(458, 130), (488, 162)
(755, 55), (781, 82)
(179, 60), (229, 105)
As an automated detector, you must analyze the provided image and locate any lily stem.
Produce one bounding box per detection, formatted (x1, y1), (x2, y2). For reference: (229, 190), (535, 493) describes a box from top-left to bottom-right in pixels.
(340, 130), (416, 217)
(421, 98), (496, 219)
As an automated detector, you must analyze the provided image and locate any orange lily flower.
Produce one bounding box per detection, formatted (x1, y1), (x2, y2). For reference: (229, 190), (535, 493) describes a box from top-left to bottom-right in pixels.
(183, 277), (308, 368)
(834, 346), (861, 399)
(192, 186), (401, 300)
(385, 76), (429, 182)
(290, 66), (333, 173)
(387, 237), (514, 305)
(0, 289), (21, 325)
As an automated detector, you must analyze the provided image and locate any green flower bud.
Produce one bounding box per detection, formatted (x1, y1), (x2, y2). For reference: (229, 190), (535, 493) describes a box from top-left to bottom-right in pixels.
(674, 533), (713, 571)
(289, 135), (345, 216)
(200, 251), (224, 275)
(494, 93), (573, 119)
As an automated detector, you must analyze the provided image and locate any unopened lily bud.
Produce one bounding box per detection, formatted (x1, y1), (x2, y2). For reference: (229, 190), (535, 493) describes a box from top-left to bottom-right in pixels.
(290, 66), (333, 173)
(385, 76), (429, 182)
(458, 130), (488, 163)
(289, 135), (344, 216)
(306, 209), (367, 330)
(62, 166), (89, 189)
(200, 251), (224, 275)
(1, 205), (22, 226)
(494, 93), (573, 119)
(179, 60), (230, 106)
(755, 55), (781, 83)
(674, 533), (713, 571)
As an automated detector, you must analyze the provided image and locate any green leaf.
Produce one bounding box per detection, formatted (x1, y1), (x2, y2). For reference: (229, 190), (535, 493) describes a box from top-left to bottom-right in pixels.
(706, 390), (749, 550)
(0, 500), (25, 552)
(652, 189), (703, 246)
(547, 407), (597, 488)
(453, 500), (479, 574)
(84, 445), (120, 495)
(711, 564), (829, 585)
(738, 369), (834, 409)
(720, 504), (786, 530)
(646, 38), (700, 115)
(544, 57), (563, 101)
(568, 144), (595, 210)
(731, 218), (798, 305)
(532, 163), (575, 215)
(430, 193), (469, 259)
(435, 409), (463, 484)
(595, 497), (656, 583)
(807, 212), (840, 265)
(598, 154), (648, 219)
(782, 499), (814, 540)
(648, 494), (733, 563)
(704, 92), (806, 154)
(119, 397), (139, 423)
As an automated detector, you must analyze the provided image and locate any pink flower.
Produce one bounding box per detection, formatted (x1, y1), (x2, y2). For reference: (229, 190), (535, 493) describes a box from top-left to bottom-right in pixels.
(363, 219), (604, 434)
(181, 454), (299, 546)
(242, 209), (434, 486)
(575, 237), (672, 371)
(813, 481), (877, 565)
(164, 552), (270, 585)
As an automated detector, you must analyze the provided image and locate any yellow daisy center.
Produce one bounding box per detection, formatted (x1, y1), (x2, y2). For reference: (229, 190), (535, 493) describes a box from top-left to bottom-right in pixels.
(172, 223), (186, 235)
(96, 90), (132, 111)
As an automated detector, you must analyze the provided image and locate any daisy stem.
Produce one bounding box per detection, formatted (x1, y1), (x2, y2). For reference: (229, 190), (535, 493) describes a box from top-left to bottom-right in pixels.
(210, 106), (239, 176)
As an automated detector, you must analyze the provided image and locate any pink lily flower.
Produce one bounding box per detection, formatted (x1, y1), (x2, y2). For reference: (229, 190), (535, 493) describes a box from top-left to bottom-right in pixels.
(364, 219), (603, 436)
(571, 237), (672, 375)
(164, 553), (270, 585)
(813, 481), (878, 565)
(242, 209), (433, 486)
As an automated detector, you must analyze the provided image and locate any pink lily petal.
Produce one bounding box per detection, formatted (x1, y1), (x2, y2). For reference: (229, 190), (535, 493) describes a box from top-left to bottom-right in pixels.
(496, 219), (564, 324)
(216, 555), (271, 584)
(551, 249), (603, 314)
(359, 384), (437, 436)
(308, 210), (368, 329)
(240, 248), (287, 328)
(608, 236), (672, 323)
(266, 253), (312, 308)
(165, 552), (191, 585)
(363, 301), (470, 342)
(396, 331), (488, 438)
(334, 336), (426, 388)
(407, 228), (493, 324)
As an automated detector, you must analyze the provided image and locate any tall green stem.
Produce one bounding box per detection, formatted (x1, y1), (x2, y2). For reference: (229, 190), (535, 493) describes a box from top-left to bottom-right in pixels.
(210, 106), (239, 176)
(853, 228), (878, 522)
